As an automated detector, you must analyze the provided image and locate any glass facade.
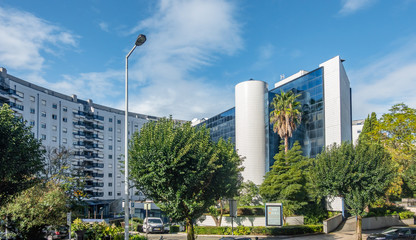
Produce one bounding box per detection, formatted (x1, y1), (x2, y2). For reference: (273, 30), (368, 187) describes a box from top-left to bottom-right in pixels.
(268, 67), (324, 168)
(199, 108), (235, 143)
(203, 67), (324, 172)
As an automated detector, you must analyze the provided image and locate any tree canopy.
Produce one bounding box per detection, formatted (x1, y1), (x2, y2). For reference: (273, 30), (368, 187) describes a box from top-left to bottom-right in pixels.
(0, 104), (44, 206)
(270, 90), (302, 153)
(310, 141), (393, 240)
(129, 118), (243, 240)
(259, 141), (309, 217)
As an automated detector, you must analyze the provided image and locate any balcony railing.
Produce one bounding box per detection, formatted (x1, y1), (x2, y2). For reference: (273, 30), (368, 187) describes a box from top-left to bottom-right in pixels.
(9, 102), (24, 111)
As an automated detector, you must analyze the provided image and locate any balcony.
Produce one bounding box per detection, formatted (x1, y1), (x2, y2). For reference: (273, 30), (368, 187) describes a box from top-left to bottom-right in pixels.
(8, 102), (24, 111)
(74, 111), (104, 121)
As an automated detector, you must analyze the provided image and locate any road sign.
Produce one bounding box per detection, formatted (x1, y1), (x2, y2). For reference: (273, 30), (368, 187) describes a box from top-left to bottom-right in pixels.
(229, 200), (237, 217)
(144, 203), (151, 210)
(67, 212), (71, 226)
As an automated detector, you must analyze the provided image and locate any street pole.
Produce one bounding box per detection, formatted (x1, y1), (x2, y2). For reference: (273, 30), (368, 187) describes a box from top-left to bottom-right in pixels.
(124, 34), (146, 240)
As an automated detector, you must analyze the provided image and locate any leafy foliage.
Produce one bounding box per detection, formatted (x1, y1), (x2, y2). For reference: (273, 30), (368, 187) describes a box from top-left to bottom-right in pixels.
(259, 142), (309, 217)
(270, 90), (302, 152)
(129, 118), (243, 240)
(0, 181), (69, 239)
(0, 104), (45, 206)
(311, 140), (393, 239)
(236, 180), (262, 206)
(359, 104), (416, 199)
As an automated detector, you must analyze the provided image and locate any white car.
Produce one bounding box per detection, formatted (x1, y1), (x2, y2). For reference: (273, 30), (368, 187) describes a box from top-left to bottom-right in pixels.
(143, 217), (169, 233)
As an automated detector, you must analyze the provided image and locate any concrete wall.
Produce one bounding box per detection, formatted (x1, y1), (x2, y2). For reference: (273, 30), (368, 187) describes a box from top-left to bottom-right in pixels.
(197, 216), (304, 227)
(362, 215), (410, 230)
(323, 214), (342, 233)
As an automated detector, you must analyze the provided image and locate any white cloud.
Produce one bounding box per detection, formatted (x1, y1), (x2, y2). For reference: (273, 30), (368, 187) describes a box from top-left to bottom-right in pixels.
(126, 0), (242, 120)
(339, 0), (377, 15)
(350, 38), (416, 119)
(0, 6), (78, 72)
(99, 22), (109, 32)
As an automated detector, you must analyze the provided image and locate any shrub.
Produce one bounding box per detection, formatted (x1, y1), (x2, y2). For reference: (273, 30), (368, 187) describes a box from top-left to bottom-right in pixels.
(399, 211), (415, 219)
(170, 225), (180, 233)
(195, 225), (322, 235)
(130, 235), (147, 240)
(238, 207), (265, 216)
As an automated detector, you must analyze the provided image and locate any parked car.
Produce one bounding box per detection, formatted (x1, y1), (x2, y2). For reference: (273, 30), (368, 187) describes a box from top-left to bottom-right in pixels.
(142, 217), (169, 233)
(367, 226), (416, 240)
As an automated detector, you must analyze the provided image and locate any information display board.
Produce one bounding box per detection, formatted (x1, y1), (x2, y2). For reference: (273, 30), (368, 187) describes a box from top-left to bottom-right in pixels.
(265, 203), (283, 226)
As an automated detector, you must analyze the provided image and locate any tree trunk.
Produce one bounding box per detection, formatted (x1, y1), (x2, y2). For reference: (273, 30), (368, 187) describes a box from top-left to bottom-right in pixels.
(219, 200), (224, 226)
(186, 218), (195, 240)
(284, 136), (289, 153)
(356, 215), (362, 240)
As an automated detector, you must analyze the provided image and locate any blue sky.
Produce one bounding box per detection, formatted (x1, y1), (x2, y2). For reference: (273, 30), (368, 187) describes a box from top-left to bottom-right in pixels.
(0, 0), (415, 120)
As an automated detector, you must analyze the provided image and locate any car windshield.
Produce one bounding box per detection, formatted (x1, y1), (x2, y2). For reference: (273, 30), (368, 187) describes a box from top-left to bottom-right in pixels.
(148, 219), (162, 224)
(382, 228), (401, 235)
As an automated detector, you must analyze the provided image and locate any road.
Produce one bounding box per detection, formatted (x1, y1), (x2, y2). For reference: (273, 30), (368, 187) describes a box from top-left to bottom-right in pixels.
(143, 230), (378, 240)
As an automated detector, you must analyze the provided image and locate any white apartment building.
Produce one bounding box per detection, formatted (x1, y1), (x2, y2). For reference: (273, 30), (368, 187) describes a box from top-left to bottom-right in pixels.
(0, 67), (157, 209)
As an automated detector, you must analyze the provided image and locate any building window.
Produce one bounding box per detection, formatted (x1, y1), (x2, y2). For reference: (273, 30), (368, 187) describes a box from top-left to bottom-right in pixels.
(30, 108), (35, 114)
(108, 137), (113, 141)
(41, 134), (46, 140)
(108, 183), (112, 187)
(30, 120), (35, 126)
(52, 103), (57, 109)
(63, 117), (68, 122)
(117, 192), (121, 196)
(108, 192), (112, 196)
(108, 164), (113, 168)
(108, 127), (113, 132)
(52, 136), (57, 142)
(134, 124), (138, 128)
(41, 100), (46, 106)
(117, 120), (121, 124)
(117, 146), (121, 151)
(41, 123), (46, 129)
(52, 114), (57, 120)
(63, 138), (67, 144)
(117, 174), (121, 178)
(16, 91), (24, 98)
(108, 173), (112, 178)
(108, 155), (113, 159)
(117, 128), (121, 133)
(117, 138), (121, 142)
(63, 128), (67, 133)
(52, 125), (57, 131)
(109, 145), (113, 150)
(63, 106), (67, 112)
(109, 118), (113, 122)
(30, 96), (35, 102)
(41, 111), (46, 117)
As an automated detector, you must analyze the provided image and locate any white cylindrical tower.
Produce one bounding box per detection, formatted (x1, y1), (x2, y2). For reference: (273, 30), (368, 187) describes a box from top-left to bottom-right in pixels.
(235, 80), (268, 185)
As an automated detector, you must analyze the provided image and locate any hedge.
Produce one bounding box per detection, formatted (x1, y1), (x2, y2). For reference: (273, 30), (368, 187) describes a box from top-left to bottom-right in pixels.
(195, 225), (322, 236)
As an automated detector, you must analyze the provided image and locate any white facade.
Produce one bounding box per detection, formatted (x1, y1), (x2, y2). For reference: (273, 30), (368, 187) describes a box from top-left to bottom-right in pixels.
(235, 80), (268, 185)
(352, 119), (365, 144)
(319, 56), (352, 146)
(0, 67), (156, 202)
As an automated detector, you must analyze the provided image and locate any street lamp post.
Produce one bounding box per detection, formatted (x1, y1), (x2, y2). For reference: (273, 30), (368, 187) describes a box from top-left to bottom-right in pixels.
(124, 34), (146, 240)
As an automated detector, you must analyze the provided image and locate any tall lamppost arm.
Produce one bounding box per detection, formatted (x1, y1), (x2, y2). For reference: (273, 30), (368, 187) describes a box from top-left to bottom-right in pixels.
(124, 34), (146, 240)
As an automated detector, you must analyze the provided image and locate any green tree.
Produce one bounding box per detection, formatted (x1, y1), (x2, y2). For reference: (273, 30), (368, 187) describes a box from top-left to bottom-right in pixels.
(129, 118), (243, 240)
(236, 180), (262, 206)
(359, 104), (416, 199)
(0, 181), (69, 239)
(259, 142), (309, 218)
(0, 104), (44, 206)
(270, 90), (302, 153)
(311, 141), (393, 240)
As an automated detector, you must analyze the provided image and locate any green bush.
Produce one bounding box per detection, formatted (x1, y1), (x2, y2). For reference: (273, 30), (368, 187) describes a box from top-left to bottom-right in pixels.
(195, 225), (322, 235)
(170, 225), (180, 233)
(365, 205), (410, 218)
(238, 207), (265, 216)
(399, 211), (415, 219)
(130, 235), (147, 240)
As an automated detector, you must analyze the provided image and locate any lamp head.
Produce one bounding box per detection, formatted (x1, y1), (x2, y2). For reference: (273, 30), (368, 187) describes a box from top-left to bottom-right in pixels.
(135, 34), (146, 46)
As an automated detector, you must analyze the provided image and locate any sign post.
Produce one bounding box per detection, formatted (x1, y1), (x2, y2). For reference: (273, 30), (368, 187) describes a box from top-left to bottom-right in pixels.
(67, 212), (72, 240)
(265, 203), (283, 226)
(229, 200), (237, 235)
(144, 203), (151, 238)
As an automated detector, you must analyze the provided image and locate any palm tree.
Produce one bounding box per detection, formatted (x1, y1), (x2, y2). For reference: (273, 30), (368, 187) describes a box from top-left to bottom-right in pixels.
(270, 90), (302, 153)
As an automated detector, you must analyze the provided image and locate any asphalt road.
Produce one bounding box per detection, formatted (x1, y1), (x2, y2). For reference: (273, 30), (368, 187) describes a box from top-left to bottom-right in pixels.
(143, 230), (377, 240)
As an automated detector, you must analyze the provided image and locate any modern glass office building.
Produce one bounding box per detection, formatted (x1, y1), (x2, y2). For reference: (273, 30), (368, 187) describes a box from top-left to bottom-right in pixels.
(200, 56), (352, 185)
